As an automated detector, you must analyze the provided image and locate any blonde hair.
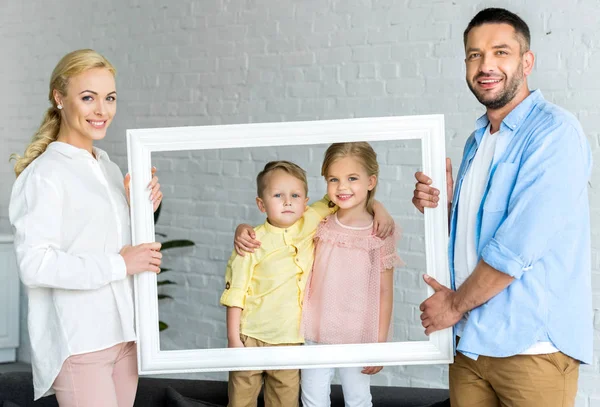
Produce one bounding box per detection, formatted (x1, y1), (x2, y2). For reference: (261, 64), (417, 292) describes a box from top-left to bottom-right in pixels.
(256, 161), (308, 198)
(10, 49), (116, 177)
(321, 142), (379, 214)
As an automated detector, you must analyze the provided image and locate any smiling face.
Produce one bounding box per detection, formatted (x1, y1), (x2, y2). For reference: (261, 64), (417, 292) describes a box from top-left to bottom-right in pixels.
(465, 23), (534, 110)
(256, 169), (309, 229)
(325, 156), (377, 213)
(53, 67), (117, 150)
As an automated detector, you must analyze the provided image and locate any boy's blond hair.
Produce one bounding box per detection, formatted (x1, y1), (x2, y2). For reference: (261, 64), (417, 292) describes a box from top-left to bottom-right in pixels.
(256, 161), (308, 198)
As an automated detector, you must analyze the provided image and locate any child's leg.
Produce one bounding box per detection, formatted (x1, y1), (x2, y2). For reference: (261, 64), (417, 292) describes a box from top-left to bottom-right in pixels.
(300, 367), (335, 407)
(338, 367), (372, 407)
(264, 367), (300, 407)
(228, 335), (263, 407)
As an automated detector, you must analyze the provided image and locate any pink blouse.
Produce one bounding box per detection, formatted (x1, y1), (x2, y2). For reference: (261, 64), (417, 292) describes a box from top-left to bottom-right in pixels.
(302, 214), (403, 344)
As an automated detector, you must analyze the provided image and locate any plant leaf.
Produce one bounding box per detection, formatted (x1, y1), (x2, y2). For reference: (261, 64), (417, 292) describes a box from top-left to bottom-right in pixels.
(154, 203), (162, 224)
(158, 294), (174, 300)
(159, 321), (168, 331)
(161, 240), (195, 250)
(157, 280), (176, 286)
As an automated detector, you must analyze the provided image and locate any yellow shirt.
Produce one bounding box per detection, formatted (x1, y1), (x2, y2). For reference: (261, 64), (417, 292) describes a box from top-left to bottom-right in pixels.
(220, 196), (335, 344)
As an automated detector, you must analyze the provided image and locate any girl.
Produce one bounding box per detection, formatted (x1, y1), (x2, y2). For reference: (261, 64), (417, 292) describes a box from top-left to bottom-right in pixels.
(9, 49), (163, 406)
(300, 142), (402, 407)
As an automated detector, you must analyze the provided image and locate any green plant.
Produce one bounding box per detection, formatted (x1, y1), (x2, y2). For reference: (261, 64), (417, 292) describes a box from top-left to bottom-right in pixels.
(154, 204), (195, 331)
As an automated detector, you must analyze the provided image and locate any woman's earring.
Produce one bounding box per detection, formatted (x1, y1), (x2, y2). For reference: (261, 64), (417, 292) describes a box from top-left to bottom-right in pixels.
(57, 104), (63, 110)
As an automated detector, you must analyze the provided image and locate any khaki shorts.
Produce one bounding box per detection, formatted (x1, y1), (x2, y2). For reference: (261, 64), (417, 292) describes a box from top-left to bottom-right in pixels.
(228, 335), (300, 407)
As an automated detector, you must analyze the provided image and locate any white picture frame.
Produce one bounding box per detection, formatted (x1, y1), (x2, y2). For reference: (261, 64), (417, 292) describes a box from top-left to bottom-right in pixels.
(127, 115), (452, 375)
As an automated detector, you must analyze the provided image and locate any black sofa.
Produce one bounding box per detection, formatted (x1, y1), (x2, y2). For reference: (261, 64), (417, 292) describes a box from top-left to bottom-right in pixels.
(0, 371), (450, 406)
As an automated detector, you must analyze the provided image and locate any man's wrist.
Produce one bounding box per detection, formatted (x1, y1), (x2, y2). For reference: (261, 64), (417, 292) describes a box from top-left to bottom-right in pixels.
(450, 291), (466, 316)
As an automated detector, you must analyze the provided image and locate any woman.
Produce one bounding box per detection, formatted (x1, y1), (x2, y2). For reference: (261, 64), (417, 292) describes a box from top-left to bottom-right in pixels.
(9, 49), (163, 406)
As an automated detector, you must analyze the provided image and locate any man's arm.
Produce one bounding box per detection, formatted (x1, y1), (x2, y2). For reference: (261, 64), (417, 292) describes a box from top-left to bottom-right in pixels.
(419, 259), (514, 335)
(452, 259), (514, 315)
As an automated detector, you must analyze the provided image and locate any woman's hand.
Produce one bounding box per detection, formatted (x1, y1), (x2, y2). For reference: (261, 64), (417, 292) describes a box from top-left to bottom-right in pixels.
(234, 224), (261, 256)
(124, 166), (163, 212)
(120, 242), (162, 275)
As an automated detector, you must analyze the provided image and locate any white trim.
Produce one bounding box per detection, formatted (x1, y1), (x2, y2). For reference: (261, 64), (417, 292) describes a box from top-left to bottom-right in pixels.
(127, 115), (453, 375)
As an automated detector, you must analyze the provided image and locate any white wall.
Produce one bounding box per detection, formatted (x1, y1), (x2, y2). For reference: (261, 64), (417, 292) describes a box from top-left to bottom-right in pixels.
(1, 0), (599, 404)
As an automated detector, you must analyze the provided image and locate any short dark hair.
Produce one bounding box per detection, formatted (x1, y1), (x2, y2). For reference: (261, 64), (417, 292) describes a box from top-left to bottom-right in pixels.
(463, 8), (531, 53)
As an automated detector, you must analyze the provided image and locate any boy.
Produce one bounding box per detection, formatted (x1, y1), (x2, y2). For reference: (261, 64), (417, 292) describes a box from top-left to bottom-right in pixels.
(220, 160), (334, 407)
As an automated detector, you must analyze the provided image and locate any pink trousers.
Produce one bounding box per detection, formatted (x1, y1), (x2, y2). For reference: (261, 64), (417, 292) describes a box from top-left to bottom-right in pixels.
(52, 341), (138, 407)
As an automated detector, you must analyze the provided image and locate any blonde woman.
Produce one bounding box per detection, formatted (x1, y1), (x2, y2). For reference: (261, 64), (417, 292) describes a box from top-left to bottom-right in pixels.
(9, 49), (163, 406)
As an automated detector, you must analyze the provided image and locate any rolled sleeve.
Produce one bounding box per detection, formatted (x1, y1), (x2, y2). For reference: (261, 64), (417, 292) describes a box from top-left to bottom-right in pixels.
(481, 238), (528, 279)
(481, 122), (591, 277)
(219, 249), (256, 309)
(309, 195), (336, 219)
(220, 287), (247, 308)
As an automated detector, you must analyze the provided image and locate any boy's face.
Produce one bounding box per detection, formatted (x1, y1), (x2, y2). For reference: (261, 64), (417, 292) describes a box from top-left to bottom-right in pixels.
(256, 169), (309, 229)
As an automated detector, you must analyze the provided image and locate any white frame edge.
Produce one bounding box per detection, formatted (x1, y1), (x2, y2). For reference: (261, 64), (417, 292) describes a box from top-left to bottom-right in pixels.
(127, 115), (452, 375)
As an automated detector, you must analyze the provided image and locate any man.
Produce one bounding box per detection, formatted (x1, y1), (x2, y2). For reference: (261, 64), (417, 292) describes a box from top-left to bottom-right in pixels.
(413, 8), (592, 406)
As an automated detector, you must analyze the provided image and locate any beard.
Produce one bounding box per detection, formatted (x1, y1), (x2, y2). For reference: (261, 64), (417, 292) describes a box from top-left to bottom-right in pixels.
(467, 62), (524, 110)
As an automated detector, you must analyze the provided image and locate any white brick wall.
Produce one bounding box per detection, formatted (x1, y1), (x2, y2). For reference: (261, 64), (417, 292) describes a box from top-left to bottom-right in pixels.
(2, 0), (599, 403)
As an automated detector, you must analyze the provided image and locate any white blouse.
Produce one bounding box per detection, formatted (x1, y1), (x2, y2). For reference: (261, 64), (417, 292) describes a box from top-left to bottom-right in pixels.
(9, 142), (136, 400)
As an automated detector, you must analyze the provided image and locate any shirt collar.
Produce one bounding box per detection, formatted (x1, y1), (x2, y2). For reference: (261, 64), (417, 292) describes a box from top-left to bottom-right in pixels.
(474, 89), (545, 133)
(262, 217), (302, 235)
(47, 141), (109, 161)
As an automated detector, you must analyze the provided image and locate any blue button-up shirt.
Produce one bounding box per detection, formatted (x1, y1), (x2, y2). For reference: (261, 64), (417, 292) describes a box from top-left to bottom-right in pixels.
(449, 90), (593, 363)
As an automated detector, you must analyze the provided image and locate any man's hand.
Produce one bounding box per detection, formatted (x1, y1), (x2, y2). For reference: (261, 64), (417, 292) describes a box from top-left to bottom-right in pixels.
(419, 274), (463, 335)
(412, 158), (453, 213)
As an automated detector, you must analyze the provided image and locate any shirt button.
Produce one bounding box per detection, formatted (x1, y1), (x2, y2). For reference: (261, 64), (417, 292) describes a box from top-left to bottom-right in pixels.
(225, 282), (230, 289)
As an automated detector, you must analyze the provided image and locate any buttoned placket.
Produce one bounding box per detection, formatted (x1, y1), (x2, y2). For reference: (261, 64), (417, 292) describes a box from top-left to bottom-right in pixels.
(87, 156), (124, 250)
(282, 229), (304, 308)
(87, 154), (133, 335)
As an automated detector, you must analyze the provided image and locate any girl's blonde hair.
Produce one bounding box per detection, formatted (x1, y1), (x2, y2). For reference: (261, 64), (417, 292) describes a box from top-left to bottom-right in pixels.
(321, 142), (379, 214)
(10, 49), (116, 177)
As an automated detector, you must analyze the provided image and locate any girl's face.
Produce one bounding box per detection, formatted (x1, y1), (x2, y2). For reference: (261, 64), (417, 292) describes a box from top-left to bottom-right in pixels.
(54, 67), (117, 149)
(325, 156), (376, 212)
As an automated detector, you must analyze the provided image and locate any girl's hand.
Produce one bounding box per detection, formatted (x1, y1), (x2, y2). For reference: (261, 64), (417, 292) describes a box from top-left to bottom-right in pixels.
(120, 242), (162, 275)
(234, 224), (261, 256)
(361, 366), (383, 375)
(372, 201), (395, 238)
(124, 167), (163, 212)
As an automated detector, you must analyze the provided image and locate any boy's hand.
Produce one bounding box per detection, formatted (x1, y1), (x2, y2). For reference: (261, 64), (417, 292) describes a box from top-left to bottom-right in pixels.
(372, 202), (395, 238)
(234, 224), (261, 256)
(361, 366), (383, 375)
(228, 337), (245, 348)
